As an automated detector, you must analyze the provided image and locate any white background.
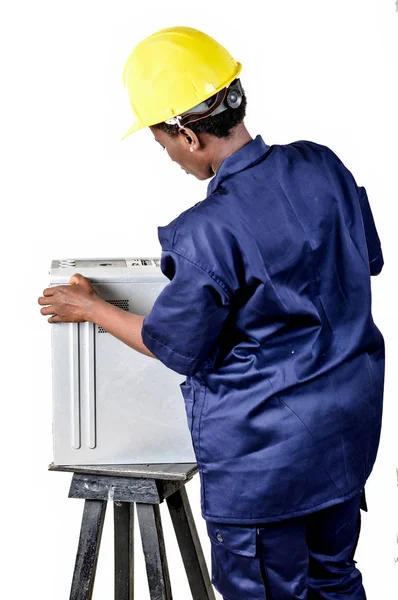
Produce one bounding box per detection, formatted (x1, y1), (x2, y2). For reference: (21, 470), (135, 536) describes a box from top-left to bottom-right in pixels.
(1, 0), (397, 598)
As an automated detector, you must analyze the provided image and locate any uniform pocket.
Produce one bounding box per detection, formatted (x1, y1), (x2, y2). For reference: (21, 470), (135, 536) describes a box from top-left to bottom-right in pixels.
(206, 522), (264, 600)
(206, 521), (257, 557)
(179, 380), (195, 433)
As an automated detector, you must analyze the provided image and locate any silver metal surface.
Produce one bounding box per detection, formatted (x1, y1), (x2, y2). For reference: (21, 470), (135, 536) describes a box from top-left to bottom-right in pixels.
(50, 257), (196, 465)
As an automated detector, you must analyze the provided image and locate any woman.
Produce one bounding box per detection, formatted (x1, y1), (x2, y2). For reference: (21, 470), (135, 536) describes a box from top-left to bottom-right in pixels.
(38, 26), (385, 600)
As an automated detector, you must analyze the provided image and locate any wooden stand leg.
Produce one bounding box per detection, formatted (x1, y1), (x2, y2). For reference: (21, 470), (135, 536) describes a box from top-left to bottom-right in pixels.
(166, 487), (215, 600)
(114, 501), (134, 600)
(136, 503), (173, 600)
(70, 499), (107, 600)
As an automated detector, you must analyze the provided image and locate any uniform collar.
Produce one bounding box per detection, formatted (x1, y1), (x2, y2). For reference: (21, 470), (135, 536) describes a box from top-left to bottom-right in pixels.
(206, 134), (271, 196)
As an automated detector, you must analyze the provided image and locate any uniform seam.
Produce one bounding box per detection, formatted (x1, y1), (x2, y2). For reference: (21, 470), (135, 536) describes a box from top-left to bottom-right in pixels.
(326, 373), (349, 489)
(278, 395), (342, 495)
(142, 326), (199, 361)
(197, 383), (207, 509)
(321, 158), (370, 274)
(256, 530), (271, 599)
(197, 383), (206, 462)
(162, 246), (233, 302)
(269, 164), (320, 290)
(202, 486), (364, 521)
(266, 378), (343, 497)
(267, 377), (342, 495)
(369, 251), (382, 264)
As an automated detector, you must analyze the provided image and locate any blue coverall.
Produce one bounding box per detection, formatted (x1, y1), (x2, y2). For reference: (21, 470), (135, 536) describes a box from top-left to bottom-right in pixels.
(142, 135), (385, 599)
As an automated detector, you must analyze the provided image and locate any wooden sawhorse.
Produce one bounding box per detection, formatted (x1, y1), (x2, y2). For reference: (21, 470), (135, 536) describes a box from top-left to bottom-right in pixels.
(48, 463), (215, 600)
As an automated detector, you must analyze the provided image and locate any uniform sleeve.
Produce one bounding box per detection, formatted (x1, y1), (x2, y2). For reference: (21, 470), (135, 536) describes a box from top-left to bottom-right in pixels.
(357, 186), (384, 276)
(141, 249), (233, 376)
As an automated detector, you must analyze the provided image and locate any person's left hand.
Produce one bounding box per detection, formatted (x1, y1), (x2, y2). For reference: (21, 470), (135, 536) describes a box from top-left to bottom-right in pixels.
(38, 273), (100, 323)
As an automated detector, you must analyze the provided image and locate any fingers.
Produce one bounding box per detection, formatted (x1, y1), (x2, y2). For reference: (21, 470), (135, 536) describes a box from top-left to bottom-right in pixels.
(38, 302), (59, 321)
(42, 287), (55, 297)
(38, 284), (68, 304)
(48, 315), (61, 323)
(38, 276), (93, 323)
(69, 273), (84, 285)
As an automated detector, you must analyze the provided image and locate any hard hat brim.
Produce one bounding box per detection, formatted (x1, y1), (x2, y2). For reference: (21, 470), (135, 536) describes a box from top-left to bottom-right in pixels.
(121, 120), (145, 141)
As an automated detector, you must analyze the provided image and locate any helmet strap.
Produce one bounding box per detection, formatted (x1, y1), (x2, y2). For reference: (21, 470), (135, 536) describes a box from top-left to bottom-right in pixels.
(164, 79), (243, 130)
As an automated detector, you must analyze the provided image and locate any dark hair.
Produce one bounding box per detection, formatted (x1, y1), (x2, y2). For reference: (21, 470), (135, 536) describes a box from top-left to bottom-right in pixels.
(153, 79), (247, 139)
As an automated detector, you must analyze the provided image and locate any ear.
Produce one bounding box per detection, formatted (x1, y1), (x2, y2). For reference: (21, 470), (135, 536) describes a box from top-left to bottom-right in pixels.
(178, 127), (200, 150)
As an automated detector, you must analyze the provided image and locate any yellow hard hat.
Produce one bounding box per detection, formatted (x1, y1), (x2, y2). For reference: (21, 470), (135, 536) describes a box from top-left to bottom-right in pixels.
(121, 26), (242, 140)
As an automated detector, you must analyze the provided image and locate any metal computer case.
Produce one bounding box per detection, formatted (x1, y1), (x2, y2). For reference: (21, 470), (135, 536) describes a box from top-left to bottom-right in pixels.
(50, 257), (196, 465)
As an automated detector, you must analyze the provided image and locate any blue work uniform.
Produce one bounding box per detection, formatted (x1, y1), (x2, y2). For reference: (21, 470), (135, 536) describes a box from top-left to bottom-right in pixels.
(141, 135), (385, 527)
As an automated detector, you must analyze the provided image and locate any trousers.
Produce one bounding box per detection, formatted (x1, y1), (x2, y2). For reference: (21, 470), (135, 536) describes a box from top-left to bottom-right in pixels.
(206, 489), (367, 600)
